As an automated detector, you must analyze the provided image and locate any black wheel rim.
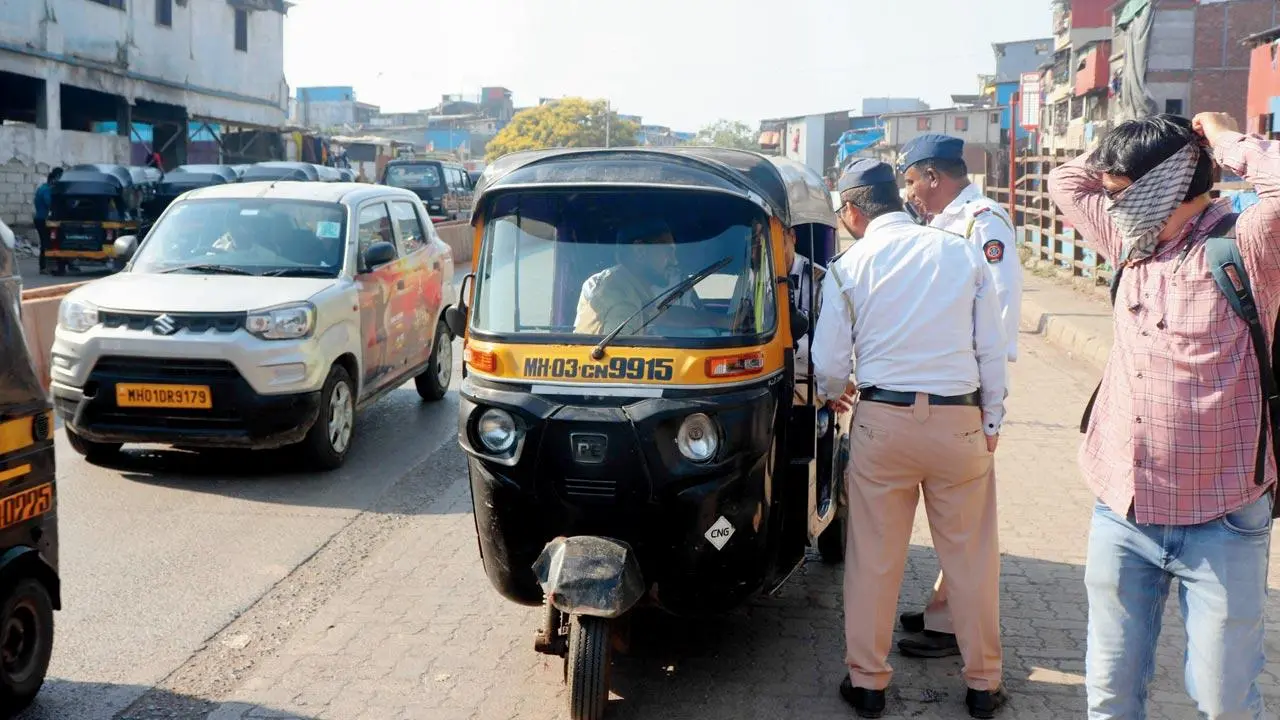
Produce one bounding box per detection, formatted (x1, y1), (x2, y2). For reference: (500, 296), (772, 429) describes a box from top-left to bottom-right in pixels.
(1, 597), (41, 683)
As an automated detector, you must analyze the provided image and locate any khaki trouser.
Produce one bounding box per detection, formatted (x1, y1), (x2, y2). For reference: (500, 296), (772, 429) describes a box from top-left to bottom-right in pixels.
(843, 394), (1002, 692)
(922, 571), (954, 633)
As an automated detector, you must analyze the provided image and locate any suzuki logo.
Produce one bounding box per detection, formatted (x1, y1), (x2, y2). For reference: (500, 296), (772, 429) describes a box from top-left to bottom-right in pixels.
(152, 314), (178, 335)
(570, 433), (607, 465)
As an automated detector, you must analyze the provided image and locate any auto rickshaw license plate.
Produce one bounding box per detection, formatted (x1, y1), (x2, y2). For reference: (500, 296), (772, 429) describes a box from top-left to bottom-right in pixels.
(0, 482), (52, 530)
(116, 384), (212, 409)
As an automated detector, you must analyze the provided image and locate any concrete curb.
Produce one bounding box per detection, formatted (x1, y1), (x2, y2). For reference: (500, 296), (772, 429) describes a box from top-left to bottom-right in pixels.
(1017, 262), (1113, 371)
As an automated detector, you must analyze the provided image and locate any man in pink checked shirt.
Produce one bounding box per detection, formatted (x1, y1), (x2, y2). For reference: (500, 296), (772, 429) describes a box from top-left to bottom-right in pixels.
(1049, 112), (1279, 720)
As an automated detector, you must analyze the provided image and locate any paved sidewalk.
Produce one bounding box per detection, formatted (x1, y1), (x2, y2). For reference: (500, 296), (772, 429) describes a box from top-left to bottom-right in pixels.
(184, 322), (1280, 720)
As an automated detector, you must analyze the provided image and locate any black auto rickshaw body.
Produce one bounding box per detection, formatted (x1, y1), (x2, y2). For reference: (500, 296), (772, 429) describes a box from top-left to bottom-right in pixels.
(238, 161), (326, 183)
(0, 219), (60, 713)
(141, 164), (241, 220)
(45, 164), (157, 275)
(447, 147), (845, 719)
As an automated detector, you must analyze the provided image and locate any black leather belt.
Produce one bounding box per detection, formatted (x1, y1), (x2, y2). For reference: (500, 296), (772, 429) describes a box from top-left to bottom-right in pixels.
(858, 386), (982, 407)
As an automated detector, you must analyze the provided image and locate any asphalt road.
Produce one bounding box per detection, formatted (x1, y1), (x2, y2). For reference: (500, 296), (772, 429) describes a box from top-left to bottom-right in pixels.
(14, 269), (468, 719)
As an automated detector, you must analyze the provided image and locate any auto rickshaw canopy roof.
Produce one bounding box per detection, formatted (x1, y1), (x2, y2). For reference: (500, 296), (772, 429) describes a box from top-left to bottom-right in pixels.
(472, 147), (837, 229)
(54, 164), (149, 196)
(156, 165), (242, 195)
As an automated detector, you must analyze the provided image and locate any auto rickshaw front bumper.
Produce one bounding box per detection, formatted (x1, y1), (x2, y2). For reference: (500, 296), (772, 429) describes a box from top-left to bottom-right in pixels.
(459, 375), (785, 617)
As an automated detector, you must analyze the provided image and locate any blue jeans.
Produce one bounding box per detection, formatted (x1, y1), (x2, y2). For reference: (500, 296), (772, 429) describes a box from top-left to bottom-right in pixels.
(1084, 493), (1272, 719)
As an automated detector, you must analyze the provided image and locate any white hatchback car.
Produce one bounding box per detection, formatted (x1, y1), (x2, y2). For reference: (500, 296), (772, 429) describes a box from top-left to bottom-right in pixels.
(51, 182), (456, 469)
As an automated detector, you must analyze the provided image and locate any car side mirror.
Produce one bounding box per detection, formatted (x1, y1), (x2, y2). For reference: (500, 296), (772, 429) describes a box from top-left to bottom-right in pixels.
(363, 241), (396, 271)
(113, 234), (139, 262)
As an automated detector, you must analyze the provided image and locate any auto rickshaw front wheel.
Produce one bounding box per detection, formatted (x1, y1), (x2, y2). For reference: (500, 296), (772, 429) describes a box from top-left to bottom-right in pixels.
(817, 432), (851, 565)
(0, 578), (53, 715)
(65, 428), (122, 462)
(566, 615), (611, 720)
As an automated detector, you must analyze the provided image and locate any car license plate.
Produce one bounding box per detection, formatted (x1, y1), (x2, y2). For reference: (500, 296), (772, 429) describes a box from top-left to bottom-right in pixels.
(115, 383), (212, 409)
(0, 482), (53, 531)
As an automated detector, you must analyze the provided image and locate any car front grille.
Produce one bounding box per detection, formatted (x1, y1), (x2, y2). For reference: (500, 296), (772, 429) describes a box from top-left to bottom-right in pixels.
(91, 356), (241, 382)
(99, 311), (245, 334)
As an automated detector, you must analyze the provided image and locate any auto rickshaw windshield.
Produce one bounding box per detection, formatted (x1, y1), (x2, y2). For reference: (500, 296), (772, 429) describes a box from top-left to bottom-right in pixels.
(470, 189), (778, 344)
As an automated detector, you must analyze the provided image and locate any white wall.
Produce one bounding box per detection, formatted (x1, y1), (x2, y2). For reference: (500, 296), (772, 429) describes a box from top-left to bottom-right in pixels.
(0, 0), (286, 126)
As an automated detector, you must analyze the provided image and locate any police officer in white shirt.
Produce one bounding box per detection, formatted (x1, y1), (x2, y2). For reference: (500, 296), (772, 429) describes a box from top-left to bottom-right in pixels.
(894, 134), (1023, 661)
(814, 159), (1009, 719)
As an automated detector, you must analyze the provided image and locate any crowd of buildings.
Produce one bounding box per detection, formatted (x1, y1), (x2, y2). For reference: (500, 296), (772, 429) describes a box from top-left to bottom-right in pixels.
(760, 0), (1280, 191)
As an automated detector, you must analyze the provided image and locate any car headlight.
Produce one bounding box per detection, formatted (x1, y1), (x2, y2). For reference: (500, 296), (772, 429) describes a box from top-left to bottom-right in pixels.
(246, 303), (315, 340)
(477, 408), (517, 453)
(677, 413), (719, 463)
(58, 298), (99, 333)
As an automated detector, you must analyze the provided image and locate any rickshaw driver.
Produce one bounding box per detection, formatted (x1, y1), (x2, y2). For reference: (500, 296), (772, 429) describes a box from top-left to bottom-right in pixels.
(573, 219), (721, 336)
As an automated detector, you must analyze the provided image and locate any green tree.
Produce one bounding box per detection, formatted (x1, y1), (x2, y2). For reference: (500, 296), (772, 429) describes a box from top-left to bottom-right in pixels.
(485, 98), (639, 161)
(692, 119), (758, 151)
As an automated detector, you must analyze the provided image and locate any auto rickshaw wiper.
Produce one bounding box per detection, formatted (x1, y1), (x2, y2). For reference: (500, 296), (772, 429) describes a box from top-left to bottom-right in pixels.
(590, 256), (732, 361)
(159, 263), (258, 276)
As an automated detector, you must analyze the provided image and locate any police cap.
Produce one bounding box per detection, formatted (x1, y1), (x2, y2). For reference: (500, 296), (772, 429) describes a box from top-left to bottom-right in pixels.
(836, 159), (896, 194)
(896, 133), (965, 173)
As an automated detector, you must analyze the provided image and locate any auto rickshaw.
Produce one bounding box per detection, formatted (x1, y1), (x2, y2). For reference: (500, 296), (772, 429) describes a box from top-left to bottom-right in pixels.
(0, 219), (60, 713)
(446, 146), (846, 720)
(141, 164), (241, 220)
(45, 164), (157, 275)
(238, 161), (328, 183)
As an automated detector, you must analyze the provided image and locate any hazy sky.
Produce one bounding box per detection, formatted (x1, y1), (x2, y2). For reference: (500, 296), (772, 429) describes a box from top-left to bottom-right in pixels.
(283, 0), (1054, 131)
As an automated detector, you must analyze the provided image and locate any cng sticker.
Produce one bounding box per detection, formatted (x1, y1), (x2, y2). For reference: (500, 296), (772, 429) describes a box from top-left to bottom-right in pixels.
(705, 516), (735, 550)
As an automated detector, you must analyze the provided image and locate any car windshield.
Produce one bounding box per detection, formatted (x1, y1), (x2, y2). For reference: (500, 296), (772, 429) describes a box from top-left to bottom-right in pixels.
(385, 165), (441, 188)
(470, 190), (776, 345)
(130, 198), (348, 277)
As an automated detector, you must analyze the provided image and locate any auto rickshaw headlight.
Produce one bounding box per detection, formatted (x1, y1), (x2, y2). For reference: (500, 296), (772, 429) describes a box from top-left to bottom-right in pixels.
(58, 298), (100, 333)
(817, 407), (831, 437)
(477, 408), (517, 453)
(677, 413), (719, 463)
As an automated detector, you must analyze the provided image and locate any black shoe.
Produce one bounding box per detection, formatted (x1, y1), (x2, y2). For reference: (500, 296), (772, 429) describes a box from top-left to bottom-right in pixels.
(897, 630), (960, 658)
(839, 677), (886, 718)
(965, 687), (1008, 719)
(898, 611), (924, 633)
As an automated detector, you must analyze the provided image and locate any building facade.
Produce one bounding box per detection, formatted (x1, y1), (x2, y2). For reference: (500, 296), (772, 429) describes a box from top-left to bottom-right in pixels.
(0, 0), (289, 231)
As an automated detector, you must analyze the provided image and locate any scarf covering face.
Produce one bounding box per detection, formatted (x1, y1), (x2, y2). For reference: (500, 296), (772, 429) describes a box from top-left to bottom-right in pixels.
(1104, 142), (1200, 265)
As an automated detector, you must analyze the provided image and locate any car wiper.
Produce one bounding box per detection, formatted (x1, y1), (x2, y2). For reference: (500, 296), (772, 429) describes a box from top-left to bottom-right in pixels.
(591, 256), (732, 360)
(260, 267), (336, 278)
(159, 263), (258, 276)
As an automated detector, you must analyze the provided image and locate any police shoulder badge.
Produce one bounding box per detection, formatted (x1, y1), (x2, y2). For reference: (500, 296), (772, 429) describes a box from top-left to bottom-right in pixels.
(973, 206), (992, 218)
(983, 238), (1005, 264)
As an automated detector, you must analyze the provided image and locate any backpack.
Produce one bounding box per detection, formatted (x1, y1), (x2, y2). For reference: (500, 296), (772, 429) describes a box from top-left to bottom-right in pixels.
(1078, 214), (1280, 516)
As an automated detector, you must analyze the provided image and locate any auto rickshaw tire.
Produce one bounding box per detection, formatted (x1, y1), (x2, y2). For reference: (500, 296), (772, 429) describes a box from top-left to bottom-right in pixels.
(298, 364), (356, 471)
(415, 320), (451, 402)
(0, 577), (54, 716)
(566, 615), (610, 720)
(817, 432), (851, 565)
(65, 429), (122, 461)
(49, 261), (66, 277)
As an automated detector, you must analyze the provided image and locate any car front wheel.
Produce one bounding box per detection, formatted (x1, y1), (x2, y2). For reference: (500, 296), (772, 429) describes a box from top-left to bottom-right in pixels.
(299, 364), (356, 470)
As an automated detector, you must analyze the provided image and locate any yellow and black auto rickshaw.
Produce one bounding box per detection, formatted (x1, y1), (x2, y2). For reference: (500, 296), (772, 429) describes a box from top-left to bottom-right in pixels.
(45, 164), (159, 276)
(445, 147), (845, 719)
(0, 219), (59, 713)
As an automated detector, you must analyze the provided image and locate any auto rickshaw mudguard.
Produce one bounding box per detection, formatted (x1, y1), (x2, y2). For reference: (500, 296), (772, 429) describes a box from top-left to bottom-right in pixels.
(533, 536), (644, 619)
(0, 546), (61, 611)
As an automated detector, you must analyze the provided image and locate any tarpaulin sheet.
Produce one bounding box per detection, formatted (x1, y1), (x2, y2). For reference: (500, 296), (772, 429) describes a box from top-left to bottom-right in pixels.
(1114, 0), (1157, 120)
(835, 128), (885, 166)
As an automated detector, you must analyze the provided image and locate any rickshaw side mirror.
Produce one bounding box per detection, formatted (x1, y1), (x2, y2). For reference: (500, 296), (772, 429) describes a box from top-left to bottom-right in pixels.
(363, 241), (396, 271)
(444, 305), (467, 338)
(790, 308), (810, 341)
(113, 235), (139, 262)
